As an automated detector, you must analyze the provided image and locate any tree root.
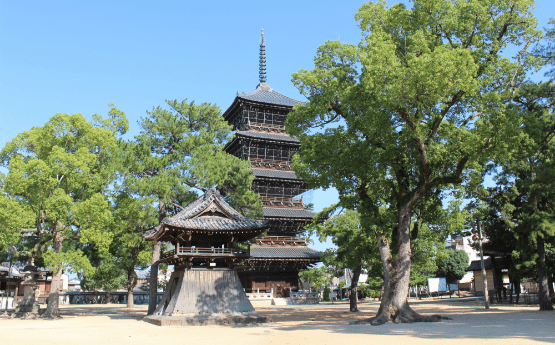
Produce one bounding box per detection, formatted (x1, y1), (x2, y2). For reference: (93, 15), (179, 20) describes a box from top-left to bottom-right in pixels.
(350, 308), (451, 326)
(40, 314), (62, 320)
(40, 310), (61, 320)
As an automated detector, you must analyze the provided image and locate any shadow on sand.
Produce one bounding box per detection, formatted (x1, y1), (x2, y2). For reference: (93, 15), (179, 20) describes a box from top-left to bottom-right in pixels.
(268, 299), (555, 343)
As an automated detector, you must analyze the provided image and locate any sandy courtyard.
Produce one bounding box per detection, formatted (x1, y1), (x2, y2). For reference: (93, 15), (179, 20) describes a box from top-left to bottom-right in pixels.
(1, 298), (554, 345)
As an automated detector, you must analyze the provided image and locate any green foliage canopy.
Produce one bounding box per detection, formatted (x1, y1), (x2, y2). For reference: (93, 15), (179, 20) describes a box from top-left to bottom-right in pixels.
(0, 106), (127, 275)
(299, 265), (335, 292)
(435, 249), (469, 283)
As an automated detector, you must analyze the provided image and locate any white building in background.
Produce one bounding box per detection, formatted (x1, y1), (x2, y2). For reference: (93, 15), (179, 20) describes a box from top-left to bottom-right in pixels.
(330, 268), (369, 299)
(68, 278), (81, 291)
(446, 234), (481, 262)
(445, 234), (482, 289)
(331, 268), (369, 287)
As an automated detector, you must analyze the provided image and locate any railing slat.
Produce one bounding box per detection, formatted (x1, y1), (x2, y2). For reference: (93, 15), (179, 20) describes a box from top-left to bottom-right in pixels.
(166, 247), (249, 256)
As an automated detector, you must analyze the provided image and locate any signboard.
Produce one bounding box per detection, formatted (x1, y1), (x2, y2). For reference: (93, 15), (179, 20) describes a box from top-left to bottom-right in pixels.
(449, 284), (458, 291)
(428, 278), (448, 292)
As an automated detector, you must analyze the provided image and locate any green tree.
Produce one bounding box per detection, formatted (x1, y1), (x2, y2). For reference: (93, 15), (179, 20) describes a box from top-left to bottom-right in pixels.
(110, 192), (155, 308)
(80, 258), (124, 302)
(470, 185), (530, 303)
(285, 0), (539, 324)
(501, 81), (555, 310)
(436, 249), (469, 284)
(299, 265), (335, 298)
(0, 183), (34, 251)
(534, 18), (555, 78)
(310, 207), (380, 311)
(126, 99), (262, 314)
(78, 192), (155, 307)
(0, 106), (127, 317)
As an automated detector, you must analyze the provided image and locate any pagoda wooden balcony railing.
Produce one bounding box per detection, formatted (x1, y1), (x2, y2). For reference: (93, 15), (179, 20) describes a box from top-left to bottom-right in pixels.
(251, 236), (307, 246)
(249, 157), (292, 170)
(244, 121), (287, 134)
(260, 196), (303, 208)
(161, 246), (250, 261)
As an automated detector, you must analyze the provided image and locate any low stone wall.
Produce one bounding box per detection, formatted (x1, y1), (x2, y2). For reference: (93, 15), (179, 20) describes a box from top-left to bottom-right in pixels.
(245, 291), (273, 307)
(246, 291), (274, 300)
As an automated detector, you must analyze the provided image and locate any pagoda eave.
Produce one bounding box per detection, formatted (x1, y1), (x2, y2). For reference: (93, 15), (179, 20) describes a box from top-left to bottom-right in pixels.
(145, 225), (267, 243)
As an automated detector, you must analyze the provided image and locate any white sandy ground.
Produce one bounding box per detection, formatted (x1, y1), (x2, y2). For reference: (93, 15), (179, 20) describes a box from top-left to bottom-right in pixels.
(1, 298), (554, 345)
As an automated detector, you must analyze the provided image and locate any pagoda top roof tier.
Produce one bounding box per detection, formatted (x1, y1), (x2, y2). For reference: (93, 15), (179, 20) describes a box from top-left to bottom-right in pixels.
(222, 83), (305, 123)
(143, 188), (269, 242)
(238, 83), (304, 107)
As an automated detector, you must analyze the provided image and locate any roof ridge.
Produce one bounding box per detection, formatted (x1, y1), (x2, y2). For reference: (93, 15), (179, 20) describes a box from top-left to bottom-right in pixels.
(169, 188), (247, 222)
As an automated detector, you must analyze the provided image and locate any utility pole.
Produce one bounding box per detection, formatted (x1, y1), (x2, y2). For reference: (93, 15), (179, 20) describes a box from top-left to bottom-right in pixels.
(473, 214), (489, 309)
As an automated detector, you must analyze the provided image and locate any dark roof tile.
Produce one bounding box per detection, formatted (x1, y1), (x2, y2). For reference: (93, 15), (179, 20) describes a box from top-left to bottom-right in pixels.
(237, 84), (304, 107)
(235, 131), (300, 143)
(143, 188), (269, 240)
(252, 168), (298, 180)
(465, 257), (511, 271)
(250, 246), (320, 259)
(263, 207), (316, 219)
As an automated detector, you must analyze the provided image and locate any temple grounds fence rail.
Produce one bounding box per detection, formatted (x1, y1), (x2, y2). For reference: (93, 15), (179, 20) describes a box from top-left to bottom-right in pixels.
(489, 290), (541, 304)
(62, 291), (164, 305)
(0, 291), (165, 306)
(161, 247), (250, 260)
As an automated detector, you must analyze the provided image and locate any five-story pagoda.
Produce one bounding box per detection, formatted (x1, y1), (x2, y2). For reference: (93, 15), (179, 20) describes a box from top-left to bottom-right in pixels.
(222, 30), (320, 298)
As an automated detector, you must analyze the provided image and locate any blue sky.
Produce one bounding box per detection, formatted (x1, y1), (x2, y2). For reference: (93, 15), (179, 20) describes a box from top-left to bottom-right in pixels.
(1, 1), (553, 252)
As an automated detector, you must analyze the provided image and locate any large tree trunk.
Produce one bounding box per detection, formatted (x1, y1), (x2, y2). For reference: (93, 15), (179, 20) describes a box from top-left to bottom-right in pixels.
(126, 268), (135, 309)
(537, 236), (553, 310)
(349, 265), (362, 312)
(104, 291), (111, 304)
(147, 200), (166, 315)
(44, 231), (63, 319)
(515, 277), (521, 304)
(147, 242), (161, 315)
(356, 205), (448, 325)
(548, 273), (554, 299)
(44, 266), (63, 318)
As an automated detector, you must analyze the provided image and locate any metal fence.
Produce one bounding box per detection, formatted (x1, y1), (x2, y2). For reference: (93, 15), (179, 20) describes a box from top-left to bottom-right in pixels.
(61, 291), (164, 305)
(489, 290), (540, 304)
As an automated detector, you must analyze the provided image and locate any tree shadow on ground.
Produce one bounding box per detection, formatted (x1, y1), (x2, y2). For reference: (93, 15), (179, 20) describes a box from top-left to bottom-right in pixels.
(58, 305), (147, 320)
(106, 314), (145, 321)
(257, 300), (555, 344)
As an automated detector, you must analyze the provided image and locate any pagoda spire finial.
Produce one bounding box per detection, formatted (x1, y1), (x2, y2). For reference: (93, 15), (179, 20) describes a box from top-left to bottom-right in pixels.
(259, 29), (267, 85)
